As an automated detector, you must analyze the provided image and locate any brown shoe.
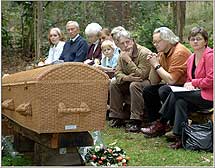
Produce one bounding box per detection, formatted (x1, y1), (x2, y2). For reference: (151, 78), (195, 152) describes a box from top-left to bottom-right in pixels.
(140, 120), (167, 137)
(168, 138), (182, 149)
(165, 131), (178, 142)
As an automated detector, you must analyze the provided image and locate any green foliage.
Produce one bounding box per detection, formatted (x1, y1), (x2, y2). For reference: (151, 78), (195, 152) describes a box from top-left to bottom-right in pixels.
(1, 1), (213, 61)
(184, 1), (213, 46)
(1, 2), (14, 48)
(182, 42), (194, 53)
(1, 23), (12, 48)
(130, 2), (175, 52)
(207, 36), (213, 48)
(2, 155), (32, 166)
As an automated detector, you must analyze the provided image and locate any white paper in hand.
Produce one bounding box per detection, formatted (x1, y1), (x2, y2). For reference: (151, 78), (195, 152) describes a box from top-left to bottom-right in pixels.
(169, 86), (200, 92)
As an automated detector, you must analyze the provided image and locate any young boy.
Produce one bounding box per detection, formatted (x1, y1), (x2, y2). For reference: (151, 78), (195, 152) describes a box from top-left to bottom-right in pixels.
(94, 40), (119, 79)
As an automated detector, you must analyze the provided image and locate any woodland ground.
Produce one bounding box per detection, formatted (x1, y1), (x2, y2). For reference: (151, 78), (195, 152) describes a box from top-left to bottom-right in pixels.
(2, 123), (213, 166)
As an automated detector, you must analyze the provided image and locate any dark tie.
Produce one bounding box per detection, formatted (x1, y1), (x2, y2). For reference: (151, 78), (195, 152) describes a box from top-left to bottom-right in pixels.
(70, 40), (74, 45)
(88, 44), (95, 59)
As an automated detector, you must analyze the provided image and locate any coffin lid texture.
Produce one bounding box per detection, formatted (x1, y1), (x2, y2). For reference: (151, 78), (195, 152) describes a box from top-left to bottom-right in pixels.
(2, 62), (109, 85)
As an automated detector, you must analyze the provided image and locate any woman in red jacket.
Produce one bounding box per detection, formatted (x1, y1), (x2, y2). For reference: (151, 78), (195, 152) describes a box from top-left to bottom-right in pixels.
(141, 27), (213, 149)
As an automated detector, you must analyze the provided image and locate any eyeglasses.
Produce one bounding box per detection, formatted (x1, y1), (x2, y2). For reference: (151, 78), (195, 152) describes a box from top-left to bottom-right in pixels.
(152, 39), (163, 46)
(189, 37), (204, 42)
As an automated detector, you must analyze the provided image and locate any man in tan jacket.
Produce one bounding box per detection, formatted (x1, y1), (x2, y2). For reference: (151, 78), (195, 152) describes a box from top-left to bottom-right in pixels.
(109, 30), (151, 132)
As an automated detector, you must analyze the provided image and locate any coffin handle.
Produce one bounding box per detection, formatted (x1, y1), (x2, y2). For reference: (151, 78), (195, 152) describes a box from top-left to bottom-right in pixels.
(58, 102), (90, 114)
(15, 103), (32, 116)
(2, 99), (15, 111)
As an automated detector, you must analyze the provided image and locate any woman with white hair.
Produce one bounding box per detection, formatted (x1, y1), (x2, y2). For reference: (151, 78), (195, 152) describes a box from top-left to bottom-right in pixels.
(140, 27), (192, 137)
(84, 22), (102, 65)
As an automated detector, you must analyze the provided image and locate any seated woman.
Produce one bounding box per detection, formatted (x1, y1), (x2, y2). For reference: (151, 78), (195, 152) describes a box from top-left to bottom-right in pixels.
(94, 40), (119, 79)
(99, 28), (114, 43)
(39, 27), (65, 66)
(99, 28), (120, 55)
(84, 22), (102, 65)
(141, 27), (213, 149)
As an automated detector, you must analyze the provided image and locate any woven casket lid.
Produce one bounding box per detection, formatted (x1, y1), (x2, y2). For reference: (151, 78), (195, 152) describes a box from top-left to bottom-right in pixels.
(2, 62), (109, 85)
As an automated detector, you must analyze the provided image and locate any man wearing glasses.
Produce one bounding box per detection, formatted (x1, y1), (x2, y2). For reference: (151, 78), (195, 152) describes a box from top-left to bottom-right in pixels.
(140, 27), (191, 137)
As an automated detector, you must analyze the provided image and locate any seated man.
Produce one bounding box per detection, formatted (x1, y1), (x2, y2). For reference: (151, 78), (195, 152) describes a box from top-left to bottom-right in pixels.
(140, 27), (191, 137)
(59, 21), (88, 62)
(108, 29), (152, 133)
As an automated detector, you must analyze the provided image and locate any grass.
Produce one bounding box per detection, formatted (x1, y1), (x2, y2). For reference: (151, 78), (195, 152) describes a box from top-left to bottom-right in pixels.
(101, 123), (213, 167)
(1, 123), (213, 166)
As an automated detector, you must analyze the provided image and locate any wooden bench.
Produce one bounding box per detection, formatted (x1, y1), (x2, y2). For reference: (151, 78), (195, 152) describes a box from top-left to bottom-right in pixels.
(189, 108), (213, 124)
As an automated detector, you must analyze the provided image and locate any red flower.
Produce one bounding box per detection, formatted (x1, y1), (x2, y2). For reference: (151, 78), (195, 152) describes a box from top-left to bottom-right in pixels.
(116, 156), (123, 162)
(92, 154), (97, 160)
(101, 157), (106, 161)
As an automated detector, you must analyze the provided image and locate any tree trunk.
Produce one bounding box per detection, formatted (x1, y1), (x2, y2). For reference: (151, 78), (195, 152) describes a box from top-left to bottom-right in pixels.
(122, 1), (132, 30)
(104, 2), (123, 28)
(34, 1), (43, 63)
(174, 1), (186, 42)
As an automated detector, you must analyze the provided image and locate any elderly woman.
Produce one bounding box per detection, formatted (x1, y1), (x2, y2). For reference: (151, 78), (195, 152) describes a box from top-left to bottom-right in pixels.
(141, 27), (213, 149)
(38, 27), (65, 66)
(84, 22), (102, 65)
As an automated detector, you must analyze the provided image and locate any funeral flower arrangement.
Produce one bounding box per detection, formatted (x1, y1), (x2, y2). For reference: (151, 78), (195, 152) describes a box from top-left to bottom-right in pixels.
(85, 144), (130, 166)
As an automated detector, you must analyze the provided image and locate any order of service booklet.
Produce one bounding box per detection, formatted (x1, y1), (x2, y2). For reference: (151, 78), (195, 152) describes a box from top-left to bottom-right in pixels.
(169, 85), (200, 92)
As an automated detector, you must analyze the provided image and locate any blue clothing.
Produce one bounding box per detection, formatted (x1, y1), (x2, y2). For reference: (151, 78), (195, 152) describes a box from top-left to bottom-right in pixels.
(101, 47), (120, 68)
(59, 35), (88, 62)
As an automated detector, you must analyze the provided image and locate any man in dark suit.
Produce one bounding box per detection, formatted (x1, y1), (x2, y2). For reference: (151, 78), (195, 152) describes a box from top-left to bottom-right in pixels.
(59, 21), (88, 62)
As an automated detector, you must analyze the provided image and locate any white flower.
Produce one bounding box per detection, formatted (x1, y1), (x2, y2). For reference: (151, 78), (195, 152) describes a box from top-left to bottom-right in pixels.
(114, 146), (121, 152)
(113, 153), (118, 156)
(122, 159), (127, 163)
(94, 145), (100, 152)
(91, 161), (97, 166)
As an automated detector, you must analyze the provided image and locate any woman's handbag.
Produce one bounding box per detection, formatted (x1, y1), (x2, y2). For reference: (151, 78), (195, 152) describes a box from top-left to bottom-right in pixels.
(181, 120), (213, 152)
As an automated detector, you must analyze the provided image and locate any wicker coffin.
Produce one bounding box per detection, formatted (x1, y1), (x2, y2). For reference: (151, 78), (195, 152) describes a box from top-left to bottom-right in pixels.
(2, 62), (109, 134)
